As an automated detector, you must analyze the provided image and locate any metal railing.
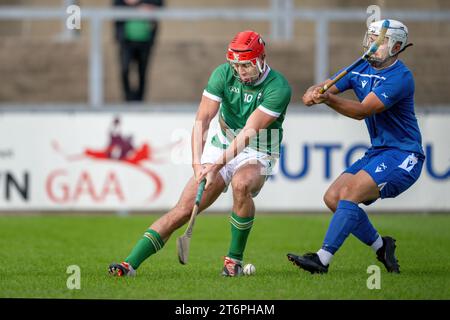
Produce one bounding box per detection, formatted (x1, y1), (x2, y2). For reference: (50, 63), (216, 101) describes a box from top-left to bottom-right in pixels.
(0, 2), (450, 107)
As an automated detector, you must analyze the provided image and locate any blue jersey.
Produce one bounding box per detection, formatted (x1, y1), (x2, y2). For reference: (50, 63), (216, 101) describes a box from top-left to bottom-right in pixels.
(333, 60), (424, 156)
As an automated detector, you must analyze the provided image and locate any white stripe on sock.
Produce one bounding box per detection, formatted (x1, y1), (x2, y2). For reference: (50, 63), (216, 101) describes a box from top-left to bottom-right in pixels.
(371, 235), (383, 252)
(317, 249), (333, 266)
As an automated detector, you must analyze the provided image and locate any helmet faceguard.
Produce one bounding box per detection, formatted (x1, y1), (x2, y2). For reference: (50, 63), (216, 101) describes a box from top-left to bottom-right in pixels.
(363, 19), (409, 67)
(226, 30), (267, 85)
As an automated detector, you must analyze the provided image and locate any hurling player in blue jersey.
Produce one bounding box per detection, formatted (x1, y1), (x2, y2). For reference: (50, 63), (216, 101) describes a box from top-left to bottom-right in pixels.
(287, 20), (424, 274)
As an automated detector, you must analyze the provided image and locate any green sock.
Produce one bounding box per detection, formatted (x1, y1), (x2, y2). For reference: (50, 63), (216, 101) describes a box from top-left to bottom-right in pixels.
(228, 212), (254, 261)
(125, 229), (164, 269)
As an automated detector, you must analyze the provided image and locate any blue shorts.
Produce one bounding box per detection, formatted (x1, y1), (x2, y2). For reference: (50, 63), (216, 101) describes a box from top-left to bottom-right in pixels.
(344, 148), (424, 205)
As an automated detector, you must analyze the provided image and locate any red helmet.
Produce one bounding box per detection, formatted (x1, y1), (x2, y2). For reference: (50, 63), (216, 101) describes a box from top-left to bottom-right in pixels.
(227, 30), (267, 84)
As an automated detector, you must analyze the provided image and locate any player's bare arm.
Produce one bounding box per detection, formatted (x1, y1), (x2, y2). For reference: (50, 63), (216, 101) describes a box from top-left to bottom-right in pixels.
(199, 109), (277, 189)
(191, 95), (220, 180)
(312, 90), (386, 120)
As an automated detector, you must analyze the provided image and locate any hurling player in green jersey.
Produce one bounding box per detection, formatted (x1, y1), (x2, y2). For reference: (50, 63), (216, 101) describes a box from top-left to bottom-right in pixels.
(109, 30), (291, 277)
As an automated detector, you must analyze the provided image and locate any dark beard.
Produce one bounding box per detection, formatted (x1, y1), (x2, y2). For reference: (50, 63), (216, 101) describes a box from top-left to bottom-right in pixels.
(367, 56), (385, 68)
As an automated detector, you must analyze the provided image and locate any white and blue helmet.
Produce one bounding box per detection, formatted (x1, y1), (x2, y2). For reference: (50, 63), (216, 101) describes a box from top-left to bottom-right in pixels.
(364, 19), (409, 56)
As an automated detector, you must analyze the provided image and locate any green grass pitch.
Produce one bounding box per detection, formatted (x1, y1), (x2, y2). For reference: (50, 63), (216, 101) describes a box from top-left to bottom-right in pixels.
(0, 213), (449, 300)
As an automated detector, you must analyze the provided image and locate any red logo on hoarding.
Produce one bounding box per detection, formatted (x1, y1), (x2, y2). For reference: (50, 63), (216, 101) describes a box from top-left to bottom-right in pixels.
(46, 169), (125, 204)
(48, 116), (181, 204)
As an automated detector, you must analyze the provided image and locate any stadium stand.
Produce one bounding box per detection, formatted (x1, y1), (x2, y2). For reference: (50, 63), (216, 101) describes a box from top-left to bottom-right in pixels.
(0, 0), (449, 105)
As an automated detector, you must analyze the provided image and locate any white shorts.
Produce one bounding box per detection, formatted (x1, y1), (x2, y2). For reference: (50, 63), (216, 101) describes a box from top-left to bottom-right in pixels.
(200, 129), (278, 196)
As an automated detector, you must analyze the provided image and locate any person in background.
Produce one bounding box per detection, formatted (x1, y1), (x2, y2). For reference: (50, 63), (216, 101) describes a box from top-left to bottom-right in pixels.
(113, 0), (164, 101)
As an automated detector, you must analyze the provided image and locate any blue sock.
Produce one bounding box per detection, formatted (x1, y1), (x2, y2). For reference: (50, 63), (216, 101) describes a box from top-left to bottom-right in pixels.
(351, 207), (379, 246)
(322, 200), (360, 254)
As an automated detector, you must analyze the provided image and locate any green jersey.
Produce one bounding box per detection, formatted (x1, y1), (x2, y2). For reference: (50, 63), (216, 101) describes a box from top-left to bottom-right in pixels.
(204, 63), (291, 155)
(124, 20), (153, 42)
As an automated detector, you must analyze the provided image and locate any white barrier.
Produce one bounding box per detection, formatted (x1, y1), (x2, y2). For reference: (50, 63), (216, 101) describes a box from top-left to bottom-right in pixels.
(0, 111), (448, 212)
